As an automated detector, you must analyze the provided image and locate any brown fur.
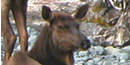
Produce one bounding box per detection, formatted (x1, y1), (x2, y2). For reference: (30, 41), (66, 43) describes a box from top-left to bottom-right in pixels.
(6, 4), (90, 65)
(7, 51), (41, 65)
(1, 0), (28, 64)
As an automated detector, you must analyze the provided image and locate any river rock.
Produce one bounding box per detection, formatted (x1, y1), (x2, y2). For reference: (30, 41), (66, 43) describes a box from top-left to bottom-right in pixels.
(102, 60), (113, 65)
(104, 46), (121, 55)
(120, 53), (129, 62)
(93, 57), (101, 63)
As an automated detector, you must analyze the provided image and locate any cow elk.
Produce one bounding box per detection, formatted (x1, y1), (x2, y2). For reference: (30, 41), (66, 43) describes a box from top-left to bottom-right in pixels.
(6, 3), (90, 65)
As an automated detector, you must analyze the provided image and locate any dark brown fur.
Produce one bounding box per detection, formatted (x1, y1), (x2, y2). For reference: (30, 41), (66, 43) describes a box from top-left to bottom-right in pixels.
(7, 4), (90, 65)
(7, 51), (41, 65)
(1, 0), (28, 64)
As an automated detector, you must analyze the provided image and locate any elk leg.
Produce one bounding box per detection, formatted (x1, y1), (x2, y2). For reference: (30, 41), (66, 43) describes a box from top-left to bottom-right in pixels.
(11, 0), (28, 52)
(1, 6), (17, 64)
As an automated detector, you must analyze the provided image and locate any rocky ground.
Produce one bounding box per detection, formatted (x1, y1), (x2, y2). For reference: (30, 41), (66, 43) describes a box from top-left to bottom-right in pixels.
(1, 0), (130, 65)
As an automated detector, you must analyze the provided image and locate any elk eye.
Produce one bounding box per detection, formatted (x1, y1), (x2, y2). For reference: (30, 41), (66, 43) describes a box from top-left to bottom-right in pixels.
(58, 26), (64, 29)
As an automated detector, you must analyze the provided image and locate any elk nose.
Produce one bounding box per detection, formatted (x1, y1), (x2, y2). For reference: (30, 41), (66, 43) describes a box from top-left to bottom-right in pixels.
(80, 38), (91, 50)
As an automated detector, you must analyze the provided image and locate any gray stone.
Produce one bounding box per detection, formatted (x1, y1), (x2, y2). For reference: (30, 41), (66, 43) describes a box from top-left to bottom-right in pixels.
(28, 35), (37, 44)
(78, 51), (89, 57)
(27, 27), (32, 34)
(14, 37), (19, 48)
(93, 57), (101, 63)
(113, 63), (120, 65)
(122, 46), (130, 50)
(12, 26), (18, 35)
(1, 37), (5, 51)
(87, 36), (100, 46)
(97, 61), (104, 65)
(114, 52), (121, 61)
(94, 46), (104, 55)
(81, 56), (88, 60)
(120, 53), (129, 62)
(75, 61), (84, 65)
(27, 26), (39, 35)
(121, 46), (130, 57)
(102, 60), (113, 65)
(87, 62), (95, 65)
(87, 60), (95, 64)
(14, 45), (20, 51)
(104, 46), (121, 55)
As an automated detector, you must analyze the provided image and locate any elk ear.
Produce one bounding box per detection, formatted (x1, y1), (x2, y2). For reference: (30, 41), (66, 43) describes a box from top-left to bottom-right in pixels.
(42, 5), (54, 22)
(74, 4), (89, 19)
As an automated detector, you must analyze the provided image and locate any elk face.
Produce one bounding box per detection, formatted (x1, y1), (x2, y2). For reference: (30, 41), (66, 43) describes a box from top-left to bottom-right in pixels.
(42, 4), (91, 52)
